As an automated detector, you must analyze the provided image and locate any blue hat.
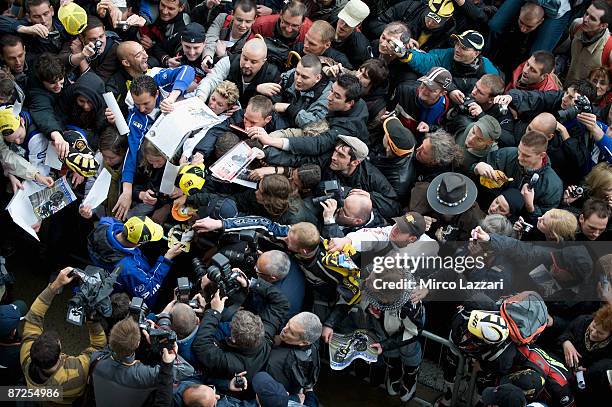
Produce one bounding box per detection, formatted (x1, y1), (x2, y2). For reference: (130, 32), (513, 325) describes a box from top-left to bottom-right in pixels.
(0, 301), (27, 338)
(252, 372), (289, 407)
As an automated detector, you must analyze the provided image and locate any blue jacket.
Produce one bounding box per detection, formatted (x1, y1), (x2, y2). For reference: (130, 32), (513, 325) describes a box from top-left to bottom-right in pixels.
(121, 66), (196, 185)
(401, 48), (501, 93)
(87, 217), (172, 308)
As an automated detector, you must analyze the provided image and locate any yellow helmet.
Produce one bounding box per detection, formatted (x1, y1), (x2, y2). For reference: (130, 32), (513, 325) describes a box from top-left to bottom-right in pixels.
(177, 163), (206, 196)
(468, 310), (509, 344)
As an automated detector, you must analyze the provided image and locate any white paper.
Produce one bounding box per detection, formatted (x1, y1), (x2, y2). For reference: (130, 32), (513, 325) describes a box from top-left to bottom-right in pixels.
(145, 97), (222, 159)
(6, 180), (45, 240)
(160, 161), (181, 195)
(83, 168), (112, 209)
(44, 145), (62, 170)
(103, 92), (130, 135)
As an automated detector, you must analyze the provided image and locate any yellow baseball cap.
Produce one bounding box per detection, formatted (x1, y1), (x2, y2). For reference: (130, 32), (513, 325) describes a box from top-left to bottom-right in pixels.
(123, 216), (164, 244)
(0, 108), (20, 136)
(58, 3), (88, 36)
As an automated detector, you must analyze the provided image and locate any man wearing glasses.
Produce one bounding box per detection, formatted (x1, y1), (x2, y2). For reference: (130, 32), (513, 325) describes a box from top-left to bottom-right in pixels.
(250, 0), (313, 46)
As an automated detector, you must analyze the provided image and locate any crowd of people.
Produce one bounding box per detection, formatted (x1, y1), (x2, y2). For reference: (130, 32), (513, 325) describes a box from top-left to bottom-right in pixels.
(0, 0), (612, 406)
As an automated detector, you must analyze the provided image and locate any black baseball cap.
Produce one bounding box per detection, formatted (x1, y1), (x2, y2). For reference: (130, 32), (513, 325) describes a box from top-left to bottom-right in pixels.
(482, 384), (527, 407)
(182, 23), (206, 43)
(451, 30), (485, 51)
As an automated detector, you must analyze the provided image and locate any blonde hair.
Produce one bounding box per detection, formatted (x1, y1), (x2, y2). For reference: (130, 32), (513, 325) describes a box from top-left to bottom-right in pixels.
(290, 222), (320, 251)
(214, 80), (240, 106)
(584, 162), (612, 200)
(545, 209), (578, 242)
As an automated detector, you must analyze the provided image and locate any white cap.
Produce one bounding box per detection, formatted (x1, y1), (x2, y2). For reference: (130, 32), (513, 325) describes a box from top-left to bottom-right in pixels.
(337, 0), (370, 28)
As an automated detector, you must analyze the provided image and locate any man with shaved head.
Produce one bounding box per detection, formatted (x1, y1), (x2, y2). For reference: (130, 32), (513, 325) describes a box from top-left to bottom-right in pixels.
(196, 37), (281, 106)
(525, 112), (585, 186)
(106, 41), (151, 110)
(321, 189), (383, 238)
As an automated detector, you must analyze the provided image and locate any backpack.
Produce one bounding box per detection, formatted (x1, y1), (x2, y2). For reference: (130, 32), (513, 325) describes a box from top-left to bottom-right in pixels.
(254, 34), (301, 70)
(499, 291), (548, 345)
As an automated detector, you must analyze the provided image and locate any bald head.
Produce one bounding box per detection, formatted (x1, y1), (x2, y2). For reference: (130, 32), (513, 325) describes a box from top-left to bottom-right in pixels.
(240, 38), (267, 80)
(183, 385), (218, 407)
(529, 112), (557, 139)
(117, 41), (139, 61)
(256, 250), (291, 282)
(116, 41), (148, 74)
(242, 38), (267, 59)
(342, 192), (372, 224)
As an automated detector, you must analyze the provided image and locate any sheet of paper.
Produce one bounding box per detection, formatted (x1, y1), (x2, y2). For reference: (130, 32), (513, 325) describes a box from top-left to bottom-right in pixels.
(44, 145), (62, 170)
(83, 168), (112, 209)
(103, 92), (130, 135)
(6, 181), (45, 240)
(145, 97), (222, 159)
(160, 161), (181, 195)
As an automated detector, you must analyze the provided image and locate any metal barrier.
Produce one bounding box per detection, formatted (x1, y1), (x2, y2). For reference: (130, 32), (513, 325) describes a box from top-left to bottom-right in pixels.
(314, 300), (477, 407)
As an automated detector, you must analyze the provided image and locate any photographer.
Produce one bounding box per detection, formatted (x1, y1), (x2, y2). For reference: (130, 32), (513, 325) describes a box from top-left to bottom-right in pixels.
(252, 250), (304, 319)
(20, 267), (107, 403)
(446, 74), (516, 148)
(320, 189), (384, 239)
(156, 297), (205, 367)
(268, 312), (323, 394)
(68, 16), (120, 81)
(88, 216), (184, 308)
(91, 317), (194, 407)
(192, 279), (289, 384)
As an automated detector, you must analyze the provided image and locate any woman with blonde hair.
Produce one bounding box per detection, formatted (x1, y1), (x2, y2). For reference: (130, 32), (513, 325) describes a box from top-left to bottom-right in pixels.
(564, 162), (612, 209)
(536, 209), (578, 242)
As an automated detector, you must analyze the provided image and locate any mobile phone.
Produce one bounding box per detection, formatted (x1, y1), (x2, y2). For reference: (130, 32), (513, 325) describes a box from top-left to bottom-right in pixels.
(229, 124), (249, 135)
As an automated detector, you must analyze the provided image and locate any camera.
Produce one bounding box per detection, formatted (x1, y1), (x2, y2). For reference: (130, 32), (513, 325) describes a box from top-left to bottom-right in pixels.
(129, 296), (149, 330)
(517, 219), (533, 233)
(192, 258), (208, 282)
(65, 266), (115, 326)
(176, 277), (199, 309)
(149, 328), (177, 354)
(557, 95), (592, 122)
(569, 186), (585, 198)
(458, 96), (475, 114)
(312, 180), (346, 207)
(94, 40), (102, 55)
(117, 21), (129, 31)
(206, 253), (243, 298)
(219, 230), (259, 272)
(234, 374), (246, 391)
(66, 296), (85, 326)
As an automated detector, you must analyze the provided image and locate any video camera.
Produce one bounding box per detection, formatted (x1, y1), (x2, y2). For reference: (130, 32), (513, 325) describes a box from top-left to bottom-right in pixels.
(176, 277), (199, 309)
(312, 180), (346, 207)
(149, 328), (177, 354)
(557, 94), (592, 122)
(219, 230), (259, 272)
(129, 296), (149, 330)
(65, 266), (115, 326)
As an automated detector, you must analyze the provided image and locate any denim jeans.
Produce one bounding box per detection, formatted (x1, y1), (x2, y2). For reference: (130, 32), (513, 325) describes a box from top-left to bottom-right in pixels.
(488, 0), (572, 53)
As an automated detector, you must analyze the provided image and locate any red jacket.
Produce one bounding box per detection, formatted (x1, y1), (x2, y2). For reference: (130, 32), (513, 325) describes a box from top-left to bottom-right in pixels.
(505, 61), (561, 92)
(249, 14), (312, 46)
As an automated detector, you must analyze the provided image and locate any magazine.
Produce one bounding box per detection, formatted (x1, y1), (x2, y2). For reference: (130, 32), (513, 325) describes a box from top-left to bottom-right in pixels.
(529, 264), (562, 297)
(29, 176), (77, 220)
(328, 330), (379, 370)
(209, 141), (259, 189)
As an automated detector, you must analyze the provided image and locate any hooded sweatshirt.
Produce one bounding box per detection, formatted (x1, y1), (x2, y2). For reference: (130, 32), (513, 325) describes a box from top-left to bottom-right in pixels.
(87, 217), (172, 308)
